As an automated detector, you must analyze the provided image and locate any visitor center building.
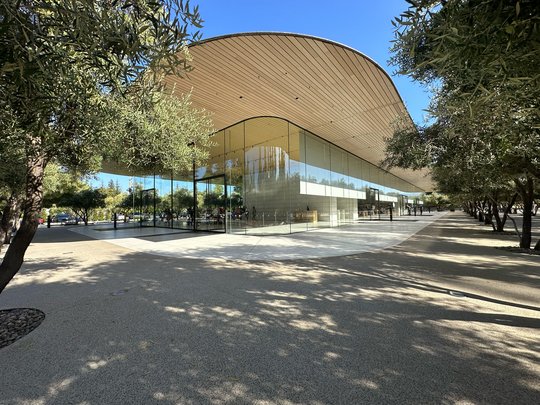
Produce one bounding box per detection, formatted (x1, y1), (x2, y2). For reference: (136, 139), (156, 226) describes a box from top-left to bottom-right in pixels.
(112, 33), (432, 234)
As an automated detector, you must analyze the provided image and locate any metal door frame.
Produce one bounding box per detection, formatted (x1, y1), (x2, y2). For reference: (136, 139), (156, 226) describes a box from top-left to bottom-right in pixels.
(194, 173), (227, 233)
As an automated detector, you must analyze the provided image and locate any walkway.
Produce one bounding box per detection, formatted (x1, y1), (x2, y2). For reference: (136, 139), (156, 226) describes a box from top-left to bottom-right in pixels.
(70, 212), (446, 260)
(0, 211), (538, 404)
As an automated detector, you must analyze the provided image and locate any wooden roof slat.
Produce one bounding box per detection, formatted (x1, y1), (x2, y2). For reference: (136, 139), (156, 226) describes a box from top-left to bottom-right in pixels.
(161, 33), (432, 191)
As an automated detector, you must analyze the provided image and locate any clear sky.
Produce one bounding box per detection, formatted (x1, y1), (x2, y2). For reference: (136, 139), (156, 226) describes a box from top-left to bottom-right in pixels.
(194, 0), (432, 124)
(93, 0), (432, 190)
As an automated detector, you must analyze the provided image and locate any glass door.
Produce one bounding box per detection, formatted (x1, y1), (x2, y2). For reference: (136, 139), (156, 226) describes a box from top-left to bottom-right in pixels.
(195, 174), (227, 232)
(140, 188), (156, 227)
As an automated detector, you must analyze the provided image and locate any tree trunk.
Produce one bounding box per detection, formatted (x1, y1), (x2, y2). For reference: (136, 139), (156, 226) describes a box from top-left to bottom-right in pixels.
(0, 155), (47, 295)
(0, 201), (12, 248)
(501, 193), (518, 230)
(484, 201), (492, 225)
(0, 194), (22, 249)
(492, 202), (503, 232)
(0, 204), (8, 248)
(515, 177), (534, 250)
(478, 208), (484, 222)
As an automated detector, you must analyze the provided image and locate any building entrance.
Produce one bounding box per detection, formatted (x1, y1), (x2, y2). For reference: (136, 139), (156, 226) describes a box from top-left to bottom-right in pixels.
(140, 188), (156, 227)
(194, 174), (227, 232)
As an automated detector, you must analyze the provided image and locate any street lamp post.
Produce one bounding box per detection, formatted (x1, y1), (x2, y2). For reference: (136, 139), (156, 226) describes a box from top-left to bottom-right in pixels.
(188, 142), (196, 232)
(129, 177), (136, 225)
(377, 189), (380, 220)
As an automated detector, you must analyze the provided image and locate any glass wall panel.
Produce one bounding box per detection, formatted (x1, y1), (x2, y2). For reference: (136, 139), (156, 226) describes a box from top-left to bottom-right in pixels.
(222, 122), (247, 233)
(289, 124), (307, 233)
(226, 147), (245, 234)
(330, 146), (352, 224)
(369, 162), (380, 188)
(137, 116), (427, 235)
(131, 175), (153, 227)
(304, 134), (331, 185)
(153, 174), (173, 228)
(225, 121), (244, 154)
(195, 175), (226, 232)
(348, 156), (367, 219)
(330, 146), (348, 186)
(244, 117), (290, 234)
(110, 115), (430, 234)
(300, 133), (332, 229)
(208, 130), (225, 177)
(171, 178), (194, 230)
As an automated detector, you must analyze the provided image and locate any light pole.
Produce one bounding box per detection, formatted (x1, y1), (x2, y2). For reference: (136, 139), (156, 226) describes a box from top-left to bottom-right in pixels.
(188, 142), (196, 231)
(129, 177), (135, 224)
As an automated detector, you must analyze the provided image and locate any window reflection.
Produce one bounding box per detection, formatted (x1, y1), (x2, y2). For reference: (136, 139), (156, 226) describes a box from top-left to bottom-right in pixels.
(138, 116), (423, 234)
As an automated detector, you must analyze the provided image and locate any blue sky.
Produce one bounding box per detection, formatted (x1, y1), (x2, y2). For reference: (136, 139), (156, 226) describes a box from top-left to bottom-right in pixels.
(194, 0), (432, 124)
(93, 1), (432, 190)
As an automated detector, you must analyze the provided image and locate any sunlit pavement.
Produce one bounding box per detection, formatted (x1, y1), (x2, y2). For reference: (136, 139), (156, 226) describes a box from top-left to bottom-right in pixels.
(68, 212), (446, 261)
(0, 212), (539, 404)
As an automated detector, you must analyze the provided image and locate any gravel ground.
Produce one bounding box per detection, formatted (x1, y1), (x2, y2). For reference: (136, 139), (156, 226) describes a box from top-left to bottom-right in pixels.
(0, 308), (45, 349)
(0, 212), (538, 404)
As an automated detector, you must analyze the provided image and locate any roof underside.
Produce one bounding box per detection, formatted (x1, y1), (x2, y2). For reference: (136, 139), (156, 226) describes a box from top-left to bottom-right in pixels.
(163, 32), (432, 192)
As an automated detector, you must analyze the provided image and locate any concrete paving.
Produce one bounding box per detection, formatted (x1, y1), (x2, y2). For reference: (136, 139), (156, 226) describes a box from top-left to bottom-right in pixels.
(0, 212), (539, 404)
(68, 212), (446, 261)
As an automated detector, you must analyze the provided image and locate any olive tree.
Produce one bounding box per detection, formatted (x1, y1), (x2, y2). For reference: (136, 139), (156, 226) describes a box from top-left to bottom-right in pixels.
(385, 0), (540, 249)
(0, 0), (211, 294)
(58, 189), (106, 225)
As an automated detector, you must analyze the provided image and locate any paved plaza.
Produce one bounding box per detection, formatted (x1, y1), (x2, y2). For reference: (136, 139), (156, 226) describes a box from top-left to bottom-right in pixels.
(0, 212), (539, 404)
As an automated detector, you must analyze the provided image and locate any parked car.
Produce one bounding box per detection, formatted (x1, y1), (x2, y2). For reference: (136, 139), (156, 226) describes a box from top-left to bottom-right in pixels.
(52, 213), (78, 225)
(65, 217), (79, 225)
(111, 213), (126, 221)
(53, 213), (71, 223)
(130, 212), (143, 221)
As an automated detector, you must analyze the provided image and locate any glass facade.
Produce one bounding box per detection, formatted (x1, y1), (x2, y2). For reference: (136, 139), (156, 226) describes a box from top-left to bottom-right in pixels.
(202, 117), (423, 234)
(132, 116), (423, 234)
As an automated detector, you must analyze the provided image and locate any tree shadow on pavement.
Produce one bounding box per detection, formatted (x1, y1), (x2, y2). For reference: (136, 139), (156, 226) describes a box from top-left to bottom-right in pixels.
(1, 235), (539, 404)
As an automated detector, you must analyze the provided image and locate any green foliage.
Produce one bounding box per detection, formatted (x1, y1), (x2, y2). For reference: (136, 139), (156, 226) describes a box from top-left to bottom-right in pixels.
(59, 189), (106, 224)
(203, 192), (224, 208)
(105, 90), (214, 175)
(0, 106), (26, 201)
(1, 0), (202, 91)
(42, 163), (90, 206)
(391, 0), (540, 99)
(386, 0), (540, 247)
(383, 116), (439, 170)
(387, 0), (540, 188)
(0, 1), (210, 293)
(173, 188), (194, 211)
(1, 0), (205, 173)
(422, 192), (450, 209)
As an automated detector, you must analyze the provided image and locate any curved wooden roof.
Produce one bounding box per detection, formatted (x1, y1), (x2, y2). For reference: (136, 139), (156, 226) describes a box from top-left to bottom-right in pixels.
(163, 32), (432, 192)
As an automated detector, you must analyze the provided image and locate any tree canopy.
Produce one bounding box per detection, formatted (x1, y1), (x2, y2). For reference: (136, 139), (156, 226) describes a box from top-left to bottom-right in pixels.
(385, 0), (540, 249)
(0, 0), (211, 294)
